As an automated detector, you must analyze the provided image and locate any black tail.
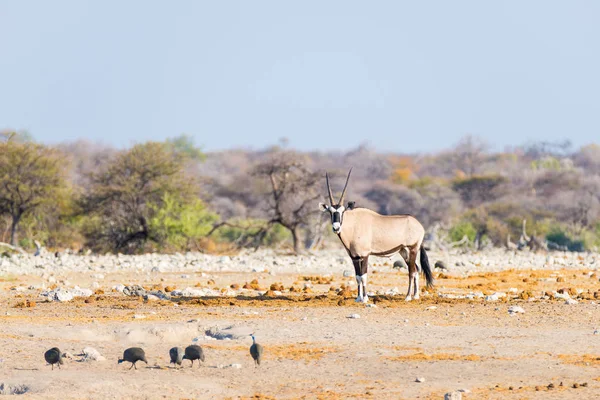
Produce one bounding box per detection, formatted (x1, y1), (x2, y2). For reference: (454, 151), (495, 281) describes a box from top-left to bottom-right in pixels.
(420, 246), (434, 288)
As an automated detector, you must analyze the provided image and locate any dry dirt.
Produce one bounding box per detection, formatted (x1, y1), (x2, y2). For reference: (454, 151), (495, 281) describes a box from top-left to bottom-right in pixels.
(1, 263), (600, 399)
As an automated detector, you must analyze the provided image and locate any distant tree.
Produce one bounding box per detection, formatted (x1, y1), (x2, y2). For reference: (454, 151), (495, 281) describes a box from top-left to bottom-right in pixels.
(0, 140), (67, 245)
(82, 142), (196, 252)
(452, 175), (507, 208)
(166, 134), (205, 161)
(252, 153), (322, 254)
(452, 135), (488, 177)
(0, 130), (34, 143)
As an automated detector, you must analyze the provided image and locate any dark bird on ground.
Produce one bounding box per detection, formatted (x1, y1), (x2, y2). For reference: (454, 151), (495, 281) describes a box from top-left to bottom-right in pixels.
(118, 347), (148, 370)
(250, 334), (263, 367)
(44, 347), (64, 370)
(169, 347), (184, 367)
(182, 345), (205, 368)
(434, 260), (448, 270)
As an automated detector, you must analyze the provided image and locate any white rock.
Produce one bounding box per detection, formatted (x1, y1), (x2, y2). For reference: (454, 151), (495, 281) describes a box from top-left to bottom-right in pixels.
(133, 314), (146, 319)
(229, 363), (242, 369)
(485, 294), (499, 302)
(80, 347), (105, 361)
(114, 284), (126, 293)
(426, 306), (437, 310)
(347, 313), (361, 319)
(415, 377), (426, 383)
(508, 306), (525, 315)
(343, 270), (353, 277)
(565, 298), (579, 305)
(444, 392), (462, 400)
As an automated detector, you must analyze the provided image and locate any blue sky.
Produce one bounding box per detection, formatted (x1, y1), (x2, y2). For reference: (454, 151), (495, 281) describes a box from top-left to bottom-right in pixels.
(1, 1), (599, 152)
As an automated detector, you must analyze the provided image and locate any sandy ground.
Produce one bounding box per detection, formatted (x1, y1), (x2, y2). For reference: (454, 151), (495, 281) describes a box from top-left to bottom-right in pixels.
(1, 252), (600, 399)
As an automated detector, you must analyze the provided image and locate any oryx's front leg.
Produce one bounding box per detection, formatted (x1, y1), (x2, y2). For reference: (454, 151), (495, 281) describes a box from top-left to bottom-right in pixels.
(352, 255), (369, 303)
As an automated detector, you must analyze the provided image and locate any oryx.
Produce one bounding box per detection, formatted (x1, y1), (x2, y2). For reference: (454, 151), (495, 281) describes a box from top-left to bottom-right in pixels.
(319, 169), (434, 302)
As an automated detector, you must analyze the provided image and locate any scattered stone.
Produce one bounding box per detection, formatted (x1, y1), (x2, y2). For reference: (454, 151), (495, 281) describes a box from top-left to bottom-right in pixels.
(133, 314), (146, 319)
(347, 314), (361, 319)
(205, 326), (253, 340)
(393, 259), (408, 269)
(343, 270), (353, 277)
(229, 363), (242, 369)
(415, 377), (425, 383)
(426, 306), (437, 310)
(508, 306), (525, 315)
(444, 392), (462, 400)
(80, 347), (105, 362)
(565, 298), (579, 305)
(0, 383), (30, 395)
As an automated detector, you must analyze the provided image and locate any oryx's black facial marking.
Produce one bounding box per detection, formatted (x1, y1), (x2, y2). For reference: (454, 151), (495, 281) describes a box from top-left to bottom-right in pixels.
(327, 204), (345, 234)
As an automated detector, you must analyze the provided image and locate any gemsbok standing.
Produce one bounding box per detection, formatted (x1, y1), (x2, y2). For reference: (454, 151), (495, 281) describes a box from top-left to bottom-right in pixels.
(319, 169), (434, 302)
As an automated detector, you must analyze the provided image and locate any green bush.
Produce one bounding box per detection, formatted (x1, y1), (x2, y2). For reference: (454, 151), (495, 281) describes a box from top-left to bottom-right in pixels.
(546, 227), (585, 252)
(448, 221), (477, 242)
(213, 218), (291, 247)
(149, 193), (219, 251)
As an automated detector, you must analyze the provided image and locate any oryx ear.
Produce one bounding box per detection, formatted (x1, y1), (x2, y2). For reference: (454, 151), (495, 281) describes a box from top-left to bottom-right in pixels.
(347, 201), (355, 210)
(318, 202), (329, 212)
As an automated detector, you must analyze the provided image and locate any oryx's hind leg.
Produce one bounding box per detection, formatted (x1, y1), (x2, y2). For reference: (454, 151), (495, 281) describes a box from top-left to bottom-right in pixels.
(405, 246), (420, 301)
(352, 256), (370, 303)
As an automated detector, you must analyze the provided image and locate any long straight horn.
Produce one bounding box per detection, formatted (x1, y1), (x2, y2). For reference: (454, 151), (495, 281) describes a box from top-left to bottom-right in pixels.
(325, 172), (335, 205)
(338, 168), (353, 205)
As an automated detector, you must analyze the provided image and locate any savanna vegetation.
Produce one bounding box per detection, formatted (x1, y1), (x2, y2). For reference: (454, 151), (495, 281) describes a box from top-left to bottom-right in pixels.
(1, 130), (599, 254)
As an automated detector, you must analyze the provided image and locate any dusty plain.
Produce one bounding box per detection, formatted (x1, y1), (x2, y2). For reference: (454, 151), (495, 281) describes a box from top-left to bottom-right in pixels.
(1, 249), (600, 399)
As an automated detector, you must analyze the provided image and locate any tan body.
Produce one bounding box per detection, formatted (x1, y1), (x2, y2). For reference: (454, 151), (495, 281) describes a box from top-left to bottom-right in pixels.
(337, 209), (425, 258)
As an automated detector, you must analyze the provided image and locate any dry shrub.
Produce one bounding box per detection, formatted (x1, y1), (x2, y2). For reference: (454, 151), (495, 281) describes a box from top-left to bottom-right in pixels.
(558, 354), (600, 366)
(388, 352), (481, 362)
(243, 279), (263, 290)
(230, 283), (240, 290)
(302, 276), (333, 284)
(519, 290), (533, 300)
(94, 288), (104, 295)
(269, 283), (284, 291)
(338, 286), (353, 297)
(164, 286), (175, 292)
(269, 343), (338, 363)
(14, 299), (36, 308)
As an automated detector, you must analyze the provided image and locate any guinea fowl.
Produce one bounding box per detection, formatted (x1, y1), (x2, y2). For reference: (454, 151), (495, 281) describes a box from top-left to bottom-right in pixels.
(44, 347), (64, 370)
(118, 347), (148, 370)
(249, 334), (263, 367)
(182, 345), (205, 368)
(169, 347), (184, 367)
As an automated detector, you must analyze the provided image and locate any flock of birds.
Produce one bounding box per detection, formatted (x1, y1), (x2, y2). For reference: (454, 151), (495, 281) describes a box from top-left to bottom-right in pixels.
(43, 334), (264, 370)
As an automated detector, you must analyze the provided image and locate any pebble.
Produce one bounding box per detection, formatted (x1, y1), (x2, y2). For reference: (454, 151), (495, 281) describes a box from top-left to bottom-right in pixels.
(565, 298), (579, 305)
(343, 270), (353, 277)
(444, 392), (462, 400)
(508, 306), (525, 315)
(80, 347), (105, 361)
(347, 314), (361, 319)
(415, 377), (426, 383)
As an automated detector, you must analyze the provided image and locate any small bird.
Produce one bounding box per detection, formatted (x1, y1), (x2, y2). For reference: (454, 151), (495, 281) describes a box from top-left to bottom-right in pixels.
(249, 334), (263, 367)
(118, 347), (148, 370)
(182, 345), (205, 368)
(44, 347), (64, 370)
(169, 347), (184, 367)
